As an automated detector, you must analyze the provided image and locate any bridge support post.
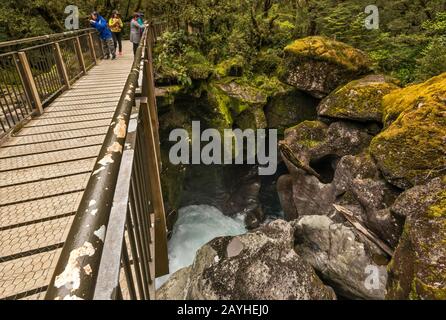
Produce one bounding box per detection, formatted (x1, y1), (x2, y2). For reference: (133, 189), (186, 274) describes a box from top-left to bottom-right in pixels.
(74, 37), (87, 75)
(53, 42), (71, 90)
(87, 32), (98, 65)
(17, 52), (43, 115)
(140, 98), (169, 278)
(141, 33), (169, 277)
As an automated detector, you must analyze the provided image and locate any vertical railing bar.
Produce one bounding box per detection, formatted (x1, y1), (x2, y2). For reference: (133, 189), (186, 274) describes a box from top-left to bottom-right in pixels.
(0, 68), (21, 122)
(129, 178), (152, 297)
(125, 210), (146, 300)
(40, 45), (55, 96)
(128, 187), (151, 299)
(36, 46), (53, 99)
(135, 141), (152, 270)
(121, 240), (137, 300)
(135, 128), (153, 253)
(116, 284), (124, 300)
(48, 44), (63, 93)
(13, 53), (33, 114)
(130, 170), (152, 290)
(3, 62), (25, 120)
(33, 50), (50, 101)
(0, 72), (19, 125)
(7, 57), (28, 118)
(137, 134), (153, 249)
(0, 96), (13, 128)
(49, 44), (63, 91)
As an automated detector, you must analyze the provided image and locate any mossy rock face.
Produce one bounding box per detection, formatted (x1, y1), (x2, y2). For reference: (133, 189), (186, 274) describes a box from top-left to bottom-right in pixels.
(156, 85), (183, 111)
(318, 75), (400, 122)
(370, 74), (446, 189)
(381, 72), (446, 127)
(215, 56), (245, 78)
(215, 80), (268, 114)
(387, 177), (446, 300)
(280, 36), (371, 98)
(265, 86), (319, 134)
(234, 107), (267, 130)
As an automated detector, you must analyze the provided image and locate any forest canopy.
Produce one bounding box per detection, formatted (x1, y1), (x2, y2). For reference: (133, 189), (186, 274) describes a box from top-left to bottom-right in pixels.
(1, 0), (445, 84)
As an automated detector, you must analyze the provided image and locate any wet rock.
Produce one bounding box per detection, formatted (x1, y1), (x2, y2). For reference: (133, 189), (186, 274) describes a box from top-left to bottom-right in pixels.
(158, 220), (337, 300)
(387, 177), (446, 300)
(294, 215), (388, 300)
(157, 266), (191, 300)
(277, 174), (298, 220)
(370, 73), (446, 189)
(333, 154), (404, 248)
(282, 120), (373, 181)
(317, 75), (399, 122)
(265, 87), (319, 134)
(280, 36), (371, 98)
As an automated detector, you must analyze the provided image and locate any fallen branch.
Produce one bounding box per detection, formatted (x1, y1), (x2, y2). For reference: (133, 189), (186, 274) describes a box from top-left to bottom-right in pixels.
(333, 204), (394, 257)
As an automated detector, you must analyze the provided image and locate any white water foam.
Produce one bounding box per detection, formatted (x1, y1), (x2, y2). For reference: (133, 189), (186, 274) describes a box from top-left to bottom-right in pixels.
(156, 205), (246, 288)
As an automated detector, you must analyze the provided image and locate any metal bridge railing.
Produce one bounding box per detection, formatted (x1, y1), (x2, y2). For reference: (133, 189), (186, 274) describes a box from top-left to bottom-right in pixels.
(0, 29), (103, 138)
(45, 23), (169, 301)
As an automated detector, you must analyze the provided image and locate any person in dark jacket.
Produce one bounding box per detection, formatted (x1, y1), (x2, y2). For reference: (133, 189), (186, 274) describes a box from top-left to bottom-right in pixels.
(90, 12), (116, 60)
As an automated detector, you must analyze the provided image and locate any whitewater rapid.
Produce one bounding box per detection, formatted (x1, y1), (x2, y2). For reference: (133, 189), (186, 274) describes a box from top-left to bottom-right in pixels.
(156, 205), (246, 288)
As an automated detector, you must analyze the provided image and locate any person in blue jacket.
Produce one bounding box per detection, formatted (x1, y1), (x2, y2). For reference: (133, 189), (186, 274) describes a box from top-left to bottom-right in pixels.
(90, 12), (116, 60)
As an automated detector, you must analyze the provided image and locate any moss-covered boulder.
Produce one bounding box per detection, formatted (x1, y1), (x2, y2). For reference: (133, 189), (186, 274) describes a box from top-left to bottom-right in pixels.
(318, 75), (400, 122)
(370, 73), (446, 189)
(265, 86), (319, 134)
(387, 177), (446, 300)
(381, 72), (446, 127)
(280, 36), (371, 98)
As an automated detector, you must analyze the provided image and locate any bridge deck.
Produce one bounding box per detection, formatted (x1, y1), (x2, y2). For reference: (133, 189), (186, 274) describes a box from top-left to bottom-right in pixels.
(0, 43), (134, 299)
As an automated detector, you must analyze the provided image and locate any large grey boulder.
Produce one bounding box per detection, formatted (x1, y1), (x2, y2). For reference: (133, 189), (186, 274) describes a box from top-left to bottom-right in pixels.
(294, 215), (388, 300)
(157, 220), (336, 300)
(387, 177), (446, 300)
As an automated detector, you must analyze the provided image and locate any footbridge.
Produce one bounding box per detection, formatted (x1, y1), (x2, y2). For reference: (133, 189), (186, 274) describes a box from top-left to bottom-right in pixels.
(0, 24), (169, 300)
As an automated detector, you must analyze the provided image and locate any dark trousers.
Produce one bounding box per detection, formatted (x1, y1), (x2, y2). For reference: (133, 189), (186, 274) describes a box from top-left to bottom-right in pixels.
(112, 32), (122, 53)
(133, 42), (139, 56)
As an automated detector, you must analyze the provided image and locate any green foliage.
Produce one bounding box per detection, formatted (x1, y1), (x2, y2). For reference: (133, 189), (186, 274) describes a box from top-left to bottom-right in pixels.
(415, 37), (446, 81)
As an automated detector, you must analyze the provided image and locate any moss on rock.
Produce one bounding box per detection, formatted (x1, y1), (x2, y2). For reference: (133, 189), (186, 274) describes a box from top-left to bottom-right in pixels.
(265, 86), (319, 134)
(382, 72), (446, 127)
(215, 55), (245, 78)
(318, 75), (400, 122)
(280, 36), (372, 98)
(284, 36), (371, 72)
(370, 73), (446, 189)
(387, 177), (446, 300)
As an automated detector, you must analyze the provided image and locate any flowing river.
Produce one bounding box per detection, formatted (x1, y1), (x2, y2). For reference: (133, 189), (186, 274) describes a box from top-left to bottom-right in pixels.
(156, 205), (247, 288)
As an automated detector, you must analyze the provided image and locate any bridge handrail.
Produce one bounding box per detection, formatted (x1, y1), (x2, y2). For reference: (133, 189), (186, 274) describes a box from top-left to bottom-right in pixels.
(45, 23), (168, 300)
(0, 29), (103, 138)
(0, 28), (96, 50)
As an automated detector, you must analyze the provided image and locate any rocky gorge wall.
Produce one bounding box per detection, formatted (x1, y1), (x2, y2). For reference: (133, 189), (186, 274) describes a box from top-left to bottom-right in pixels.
(156, 36), (445, 300)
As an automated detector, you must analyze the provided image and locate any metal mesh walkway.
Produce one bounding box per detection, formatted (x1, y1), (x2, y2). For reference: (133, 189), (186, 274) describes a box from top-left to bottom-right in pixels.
(0, 43), (134, 299)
